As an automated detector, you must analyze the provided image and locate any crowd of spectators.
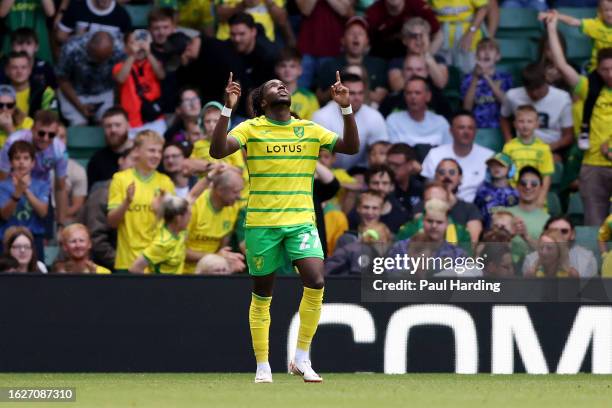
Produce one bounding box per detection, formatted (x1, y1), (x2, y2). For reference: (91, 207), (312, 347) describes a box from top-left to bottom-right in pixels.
(0, 0), (610, 277)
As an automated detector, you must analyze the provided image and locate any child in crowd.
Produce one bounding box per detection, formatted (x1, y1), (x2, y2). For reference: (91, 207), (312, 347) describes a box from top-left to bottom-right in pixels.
(6, 28), (56, 89)
(502, 105), (553, 207)
(274, 48), (319, 120)
(107, 130), (175, 273)
(0, 141), (48, 256)
(474, 153), (519, 228)
(2, 226), (46, 272)
(113, 30), (166, 138)
(130, 195), (191, 274)
(367, 141), (391, 167)
(53, 224), (111, 274)
(540, 1), (612, 72)
(461, 38), (513, 128)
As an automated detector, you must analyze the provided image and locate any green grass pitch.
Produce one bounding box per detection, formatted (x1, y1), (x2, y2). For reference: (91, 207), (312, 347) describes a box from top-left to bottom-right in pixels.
(0, 373), (611, 408)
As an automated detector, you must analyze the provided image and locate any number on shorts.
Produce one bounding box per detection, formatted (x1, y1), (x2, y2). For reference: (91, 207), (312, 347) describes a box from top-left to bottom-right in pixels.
(299, 231), (320, 250)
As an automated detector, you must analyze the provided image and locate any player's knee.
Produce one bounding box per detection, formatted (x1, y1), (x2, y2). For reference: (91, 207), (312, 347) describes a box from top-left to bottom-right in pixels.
(305, 276), (325, 290)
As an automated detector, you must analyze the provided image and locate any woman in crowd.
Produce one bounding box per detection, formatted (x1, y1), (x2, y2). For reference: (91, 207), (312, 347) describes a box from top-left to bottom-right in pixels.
(129, 194), (191, 274)
(0, 85), (33, 146)
(52, 224), (111, 274)
(3, 226), (47, 273)
(523, 229), (579, 278)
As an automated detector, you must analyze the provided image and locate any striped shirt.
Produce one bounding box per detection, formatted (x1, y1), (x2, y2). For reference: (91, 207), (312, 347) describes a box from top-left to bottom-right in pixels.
(229, 116), (338, 228)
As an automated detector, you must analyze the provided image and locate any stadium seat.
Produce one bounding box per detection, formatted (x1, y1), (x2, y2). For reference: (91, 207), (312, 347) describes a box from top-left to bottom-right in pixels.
(497, 38), (538, 65)
(67, 126), (106, 159)
(547, 192), (562, 216)
(574, 225), (601, 258)
(496, 8), (542, 39)
(125, 4), (152, 28)
(566, 36), (594, 68)
(446, 66), (462, 94)
(75, 158), (90, 170)
(567, 192), (584, 225)
(474, 128), (504, 153)
(44, 245), (59, 268)
(551, 161), (564, 192)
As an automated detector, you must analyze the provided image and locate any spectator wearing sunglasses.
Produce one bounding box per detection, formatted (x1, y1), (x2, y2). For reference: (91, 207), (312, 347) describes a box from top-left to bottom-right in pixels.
(522, 215), (598, 277)
(505, 166), (549, 246)
(0, 110), (68, 229)
(0, 141), (49, 256)
(0, 85), (32, 146)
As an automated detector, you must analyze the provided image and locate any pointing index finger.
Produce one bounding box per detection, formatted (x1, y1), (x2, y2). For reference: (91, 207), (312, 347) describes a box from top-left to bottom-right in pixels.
(228, 72), (233, 85)
(335, 70), (341, 83)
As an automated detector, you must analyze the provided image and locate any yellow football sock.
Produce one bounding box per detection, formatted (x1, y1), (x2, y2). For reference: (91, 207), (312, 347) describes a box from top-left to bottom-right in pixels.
(297, 286), (324, 352)
(249, 293), (272, 363)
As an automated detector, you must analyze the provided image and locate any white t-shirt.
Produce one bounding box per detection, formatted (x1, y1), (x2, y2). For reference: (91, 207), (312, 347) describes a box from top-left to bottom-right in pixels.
(386, 110), (452, 147)
(421, 143), (494, 203)
(501, 86), (573, 145)
(312, 102), (388, 169)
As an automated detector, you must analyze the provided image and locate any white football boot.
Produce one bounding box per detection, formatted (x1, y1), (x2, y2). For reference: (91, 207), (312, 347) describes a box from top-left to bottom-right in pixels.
(254, 367), (273, 383)
(288, 360), (323, 383)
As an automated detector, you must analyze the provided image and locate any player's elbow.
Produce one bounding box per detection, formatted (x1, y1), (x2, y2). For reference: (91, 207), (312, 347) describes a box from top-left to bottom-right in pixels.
(209, 148), (224, 160)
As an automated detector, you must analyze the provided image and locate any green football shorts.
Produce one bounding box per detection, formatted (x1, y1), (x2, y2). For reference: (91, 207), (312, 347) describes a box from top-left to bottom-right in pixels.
(245, 224), (324, 276)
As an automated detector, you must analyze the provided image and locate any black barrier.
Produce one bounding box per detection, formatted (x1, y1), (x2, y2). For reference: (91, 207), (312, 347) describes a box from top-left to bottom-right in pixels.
(0, 275), (611, 373)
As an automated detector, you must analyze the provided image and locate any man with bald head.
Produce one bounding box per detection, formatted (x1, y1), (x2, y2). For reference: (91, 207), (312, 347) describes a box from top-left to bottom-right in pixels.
(185, 168), (245, 274)
(56, 31), (125, 125)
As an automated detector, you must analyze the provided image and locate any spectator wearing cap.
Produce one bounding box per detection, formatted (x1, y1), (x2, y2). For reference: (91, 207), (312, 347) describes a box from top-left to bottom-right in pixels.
(1, 51), (56, 118)
(365, 0), (440, 60)
(386, 76), (452, 148)
(500, 63), (574, 156)
(295, 0), (354, 89)
(421, 111), (493, 203)
(87, 107), (131, 191)
(56, 31), (125, 126)
(113, 29), (166, 139)
(387, 17), (448, 93)
(312, 73), (388, 170)
(164, 87), (202, 144)
(379, 53), (452, 119)
(0, 110), (68, 228)
(0, 85), (32, 146)
(316, 16), (388, 106)
(55, 0), (132, 44)
(474, 152), (519, 229)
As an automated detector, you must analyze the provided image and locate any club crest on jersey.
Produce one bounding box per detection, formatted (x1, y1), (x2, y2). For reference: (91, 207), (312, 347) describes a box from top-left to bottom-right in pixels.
(254, 256), (264, 271)
(293, 126), (304, 138)
(223, 221), (231, 230)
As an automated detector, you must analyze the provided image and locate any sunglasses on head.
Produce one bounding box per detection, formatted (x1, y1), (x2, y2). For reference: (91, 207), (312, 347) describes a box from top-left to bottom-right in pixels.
(0, 102), (15, 109)
(436, 168), (457, 177)
(37, 130), (56, 139)
(519, 179), (540, 188)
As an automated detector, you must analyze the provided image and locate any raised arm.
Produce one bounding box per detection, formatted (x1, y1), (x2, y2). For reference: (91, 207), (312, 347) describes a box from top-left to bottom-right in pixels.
(544, 12), (580, 88)
(210, 73), (242, 159)
(330, 71), (359, 155)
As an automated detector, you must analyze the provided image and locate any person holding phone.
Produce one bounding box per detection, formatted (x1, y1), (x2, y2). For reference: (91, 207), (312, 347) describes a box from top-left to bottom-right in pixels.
(113, 29), (166, 139)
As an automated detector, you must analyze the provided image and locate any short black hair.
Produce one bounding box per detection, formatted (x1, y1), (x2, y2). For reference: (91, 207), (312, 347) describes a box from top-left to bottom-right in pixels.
(386, 143), (417, 162)
(522, 63), (547, 90)
(6, 51), (30, 64)
(544, 215), (575, 231)
(597, 47), (612, 65)
(10, 27), (38, 45)
(340, 72), (364, 84)
(405, 75), (430, 91)
(276, 47), (302, 65)
(365, 164), (395, 185)
(518, 165), (542, 183)
(102, 106), (129, 121)
(450, 109), (476, 125)
(0, 254), (19, 272)
(8, 140), (35, 161)
(229, 12), (256, 28)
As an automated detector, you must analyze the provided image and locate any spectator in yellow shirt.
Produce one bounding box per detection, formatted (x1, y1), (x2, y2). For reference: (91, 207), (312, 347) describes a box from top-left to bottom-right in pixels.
(275, 48), (319, 120)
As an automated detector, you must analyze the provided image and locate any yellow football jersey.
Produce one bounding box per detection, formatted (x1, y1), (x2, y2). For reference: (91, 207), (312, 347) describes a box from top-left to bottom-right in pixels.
(291, 88), (320, 120)
(574, 76), (612, 167)
(215, 0), (285, 41)
(95, 265), (111, 274)
(108, 168), (176, 270)
(430, 0), (488, 50)
(184, 189), (241, 273)
(143, 225), (187, 274)
(581, 18), (612, 71)
(502, 137), (555, 184)
(229, 115), (338, 227)
(599, 214), (612, 242)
